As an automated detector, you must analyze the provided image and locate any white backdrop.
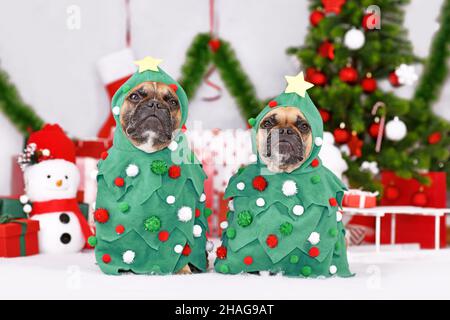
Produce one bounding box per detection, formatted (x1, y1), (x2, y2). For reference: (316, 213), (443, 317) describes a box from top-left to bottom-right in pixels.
(0, 0), (448, 195)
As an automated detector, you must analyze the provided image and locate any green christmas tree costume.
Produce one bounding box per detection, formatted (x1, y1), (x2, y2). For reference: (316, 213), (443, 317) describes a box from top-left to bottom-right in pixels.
(91, 57), (209, 275)
(215, 74), (352, 278)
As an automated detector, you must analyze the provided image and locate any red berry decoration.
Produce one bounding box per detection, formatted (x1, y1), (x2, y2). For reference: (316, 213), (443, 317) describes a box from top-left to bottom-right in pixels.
(329, 197), (338, 206)
(428, 132), (442, 145)
(389, 71), (401, 87)
(114, 177), (125, 187)
(243, 256), (253, 265)
(412, 189), (428, 206)
(208, 39), (221, 52)
(309, 247), (320, 258)
(333, 128), (351, 144)
(311, 158), (320, 168)
(361, 74), (377, 93)
(115, 225), (125, 234)
(339, 66), (358, 84)
(266, 234), (278, 248)
(182, 243), (192, 256)
(100, 151), (108, 160)
(102, 254), (111, 264)
(319, 109), (331, 123)
(252, 176), (268, 191)
(216, 246), (227, 259)
(94, 208), (109, 223)
(268, 100), (278, 108)
(318, 41), (335, 60)
(369, 122), (381, 138)
(385, 185), (400, 201)
(158, 230), (169, 242)
(309, 9), (325, 26)
(168, 165), (181, 179)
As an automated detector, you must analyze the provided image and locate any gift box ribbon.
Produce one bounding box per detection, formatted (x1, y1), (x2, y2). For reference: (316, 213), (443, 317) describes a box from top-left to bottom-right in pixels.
(0, 215), (27, 256)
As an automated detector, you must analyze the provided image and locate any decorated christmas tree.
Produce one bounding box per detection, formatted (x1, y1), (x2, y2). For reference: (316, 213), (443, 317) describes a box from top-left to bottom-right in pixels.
(288, 0), (450, 191)
(214, 73), (352, 278)
(90, 58), (210, 275)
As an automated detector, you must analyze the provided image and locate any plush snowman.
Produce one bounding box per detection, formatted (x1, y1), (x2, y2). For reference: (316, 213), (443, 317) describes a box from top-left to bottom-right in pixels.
(18, 124), (93, 254)
(318, 131), (349, 181)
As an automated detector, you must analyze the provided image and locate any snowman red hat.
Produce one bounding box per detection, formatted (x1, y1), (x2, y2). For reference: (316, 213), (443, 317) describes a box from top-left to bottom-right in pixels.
(20, 124), (93, 253)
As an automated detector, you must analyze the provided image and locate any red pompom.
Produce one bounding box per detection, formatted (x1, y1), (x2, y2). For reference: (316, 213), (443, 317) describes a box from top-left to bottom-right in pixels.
(243, 256), (253, 265)
(385, 185), (400, 201)
(216, 246), (227, 259)
(339, 66), (358, 84)
(114, 177), (125, 187)
(318, 41), (335, 60)
(309, 247), (320, 258)
(182, 243), (192, 256)
(158, 230), (169, 242)
(319, 109), (331, 123)
(329, 198), (338, 206)
(168, 165), (181, 179)
(333, 128), (351, 144)
(311, 158), (320, 168)
(412, 191), (428, 206)
(309, 10), (325, 26)
(115, 225), (125, 234)
(94, 208), (109, 223)
(389, 71), (400, 87)
(100, 151), (108, 160)
(268, 100), (278, 108)
(102, 254), (111, 264)
(428, 132), (442, 145)
(195, 208), (201, 218)
(369, 123), (381, 138)
(169, 84), (178, 92)
(252, 176), (268, 191)
(181, 124), (187, 133)
(361, 76), (377, 93)
(266, 234), (279, 248)
(208, 39), (221, 52)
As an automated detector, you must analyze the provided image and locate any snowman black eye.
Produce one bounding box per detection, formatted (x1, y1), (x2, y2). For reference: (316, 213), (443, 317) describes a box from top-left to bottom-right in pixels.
(47, 175), (51, 179)
(65, 175), (68, 180)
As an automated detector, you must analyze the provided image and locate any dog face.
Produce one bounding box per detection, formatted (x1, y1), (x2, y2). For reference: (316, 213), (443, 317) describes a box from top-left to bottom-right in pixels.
(120, 82), (182, 153)
(257, 106), (312, 173)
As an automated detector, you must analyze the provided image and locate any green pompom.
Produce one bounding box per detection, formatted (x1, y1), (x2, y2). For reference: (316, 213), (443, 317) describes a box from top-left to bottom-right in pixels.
(301, 266), (312, 277)
(87, 236), (97, 247)
(204, 208), (213, 218)
(219, 264), (230, 274)
(248, 118), (256, 127)
(118, 202), (129, 213)
(151, 160), (168, 175)
(311, 175), (321, 184)
(280, 222), (293, 236)
(289, 255), (299, 264)
(226, 227), (236, 239)
(237, 210), (253, 227)
(144, 216), (161, 232)
(329, 228), (338, 237)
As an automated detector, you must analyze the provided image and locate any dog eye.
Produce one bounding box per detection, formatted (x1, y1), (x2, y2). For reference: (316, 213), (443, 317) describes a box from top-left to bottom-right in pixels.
(298, 122), (310, 133)
(169, 99), (178, 106)
(128, 93), (140, 102)
(262, 120), (272, 129)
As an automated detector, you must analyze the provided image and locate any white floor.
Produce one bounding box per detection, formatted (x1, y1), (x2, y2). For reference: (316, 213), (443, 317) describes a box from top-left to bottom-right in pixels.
(1, 242), (450, 300)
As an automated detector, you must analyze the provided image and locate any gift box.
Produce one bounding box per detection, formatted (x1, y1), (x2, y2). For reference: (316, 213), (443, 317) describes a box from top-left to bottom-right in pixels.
(0, 217), (40, 257)
(0, 197), (27, 219)
(343, 189), (378, 208)
(73, 138), (111, 158)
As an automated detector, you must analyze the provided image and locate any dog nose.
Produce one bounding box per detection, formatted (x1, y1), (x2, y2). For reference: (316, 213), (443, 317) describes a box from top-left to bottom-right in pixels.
(279, 128), (294, 135)
(146, 100), (160, 109)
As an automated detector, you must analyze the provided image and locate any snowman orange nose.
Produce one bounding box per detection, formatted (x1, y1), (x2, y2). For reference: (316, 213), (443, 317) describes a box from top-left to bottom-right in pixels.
(56, 180), (63, 187)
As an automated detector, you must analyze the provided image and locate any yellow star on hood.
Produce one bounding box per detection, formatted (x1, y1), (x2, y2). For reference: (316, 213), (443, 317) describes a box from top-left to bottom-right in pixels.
(134, 56), (163, 73)
(284, 72), (314, 97)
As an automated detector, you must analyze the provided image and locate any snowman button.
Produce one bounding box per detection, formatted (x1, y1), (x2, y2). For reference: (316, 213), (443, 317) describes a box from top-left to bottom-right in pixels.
(60, 233), (71, 244)
(59, 213), (70, 224)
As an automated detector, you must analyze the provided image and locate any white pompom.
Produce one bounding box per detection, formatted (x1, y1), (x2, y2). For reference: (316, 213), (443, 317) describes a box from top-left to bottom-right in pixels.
(174, 244), (184, 254)
(256, 197), (265, 207)
(282, 180), (297, 196)
(19, 195), (29, 204)
(199, 193), (206, 202)
(228, 199), (235, 211)
(344, 28), (365, 50)
(178, 207), (193, 222)
(168, 141), (178, 151)
(336, 211), (343, 222)
(23, 204), (32, 214)
(314, 137), (323, 146)
(193, 224), (203, 237)
(112, 106), (120, 115)
(206, 240), (214, 252)
(329, 265), (337, 275)
(220, 221), (229, 229)
(292, 205), (304, 216)
(126, 164), (139, 177)
(236, 182), (245, 191)
(308, 232), (320, 245)
(122, 250), (135, 264)
(166, 195), (176, 204)
(249, 154), (257, 163)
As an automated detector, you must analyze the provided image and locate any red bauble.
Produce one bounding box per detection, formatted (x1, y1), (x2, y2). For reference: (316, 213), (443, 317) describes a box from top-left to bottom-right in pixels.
(309, 70), (327, 86)
(252, 176), (268, 191)
(94, 208), (109, 224)
(266, 234), (279, 248)
(362, 13), (380, 30)
(428, 132), (442, 145)
(114, 177), (125, 187)
(306, 67), (317, 80)
(309, 247), (320, 257)
(318, 41), (335, 60)
(309, 10), (325, 26)
(216, 246), (227, 259)
(412, 190), (428, 207)
(388, 71), (401, 87)
(385, 185), (400, 200)
(208, 39), (221, 52)
(339, 66), (358, 84)
(168, 165), (181, 179)
(369, 122), (381, 138)
(361, 76), (377, 93)
(319, 109), (331, 123)
(182, 243), (192, 256)
(333, 128), (351, 143)
(243, 256), (253, 265)
(158, 230), (169, 242)
(348, 133), (363, 158)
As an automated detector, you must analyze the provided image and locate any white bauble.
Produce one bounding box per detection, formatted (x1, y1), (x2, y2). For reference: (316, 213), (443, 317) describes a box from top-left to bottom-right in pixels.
(385, 117), (407, 141)
(344, 28), (365, 50)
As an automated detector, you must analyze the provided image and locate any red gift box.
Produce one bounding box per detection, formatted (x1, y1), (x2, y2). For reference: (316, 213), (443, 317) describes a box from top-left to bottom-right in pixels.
(343, 189), (378, 208)
(0, 218), (40, 257)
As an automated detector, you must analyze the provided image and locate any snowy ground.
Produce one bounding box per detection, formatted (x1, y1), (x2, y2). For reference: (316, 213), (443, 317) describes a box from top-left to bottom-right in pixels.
(1, 241), (450, 300)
